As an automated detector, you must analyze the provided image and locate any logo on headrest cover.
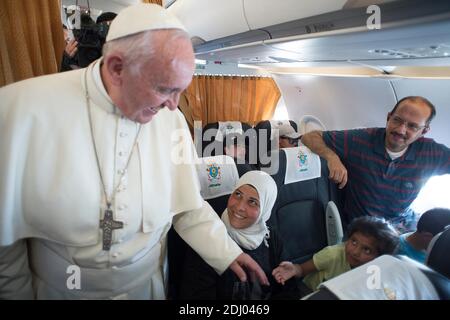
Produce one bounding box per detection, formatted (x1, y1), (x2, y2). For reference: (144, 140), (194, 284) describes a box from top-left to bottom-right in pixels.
(206, 163), (222, 188)
(297, 149), (309, 172)
(383, 286), (397, 300)
(224, 124), (236, 136)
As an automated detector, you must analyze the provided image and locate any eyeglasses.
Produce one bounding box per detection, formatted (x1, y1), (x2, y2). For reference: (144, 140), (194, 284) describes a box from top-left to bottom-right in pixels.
(389, 115), (428, 132)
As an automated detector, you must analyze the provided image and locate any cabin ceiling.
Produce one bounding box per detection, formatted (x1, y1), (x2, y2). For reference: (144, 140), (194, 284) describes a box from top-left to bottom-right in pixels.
(196, 19), (450, 68)
(61, 0), (139, 12)
(190, 0), (450, 69)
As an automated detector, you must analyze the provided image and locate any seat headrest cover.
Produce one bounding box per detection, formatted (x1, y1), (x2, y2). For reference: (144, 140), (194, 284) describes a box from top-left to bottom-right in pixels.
(298, 115), (326, 135)
(196, 155), (238, 200)
(96, 12), (117, 24)
(278, 124), (301, 139)
(283, 146), (321, 184)
(269, 120), (291, 140)
(216, 121), (243, 142)
(321, 255), (439, 300)
(106, 3), (187, 42)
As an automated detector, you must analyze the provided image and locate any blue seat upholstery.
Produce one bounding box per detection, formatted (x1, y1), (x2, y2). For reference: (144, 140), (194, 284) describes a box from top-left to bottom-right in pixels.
(426, 227), (450, 279)
(267, 149), (342, 264)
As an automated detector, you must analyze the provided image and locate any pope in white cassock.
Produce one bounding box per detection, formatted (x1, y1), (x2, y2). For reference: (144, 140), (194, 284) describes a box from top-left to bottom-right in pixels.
(0, 4), (269, 299)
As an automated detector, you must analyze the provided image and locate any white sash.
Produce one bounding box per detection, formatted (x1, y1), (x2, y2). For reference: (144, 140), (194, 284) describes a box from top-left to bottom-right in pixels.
(29, 239), (164, 299)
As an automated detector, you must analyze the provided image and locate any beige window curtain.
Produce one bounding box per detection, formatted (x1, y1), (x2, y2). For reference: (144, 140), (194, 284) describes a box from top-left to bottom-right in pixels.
(141, 0), (163, 5)
(181, 75), (281, 127)
(0, 0), (64, 87)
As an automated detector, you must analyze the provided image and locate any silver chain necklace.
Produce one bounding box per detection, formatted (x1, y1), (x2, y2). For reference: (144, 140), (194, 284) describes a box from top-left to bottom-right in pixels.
(84, 68), (141, 250)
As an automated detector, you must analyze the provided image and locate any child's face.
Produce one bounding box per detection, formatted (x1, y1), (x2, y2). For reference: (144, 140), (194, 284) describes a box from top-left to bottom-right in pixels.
(345, 231), (378, 268)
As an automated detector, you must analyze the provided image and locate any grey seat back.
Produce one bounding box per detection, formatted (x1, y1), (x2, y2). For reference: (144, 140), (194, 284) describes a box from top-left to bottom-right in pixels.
(268, 149), (341, 264)
(200, 121), (254, 157)
(426, 227), (450, 279)
(254, 120), (298, 169)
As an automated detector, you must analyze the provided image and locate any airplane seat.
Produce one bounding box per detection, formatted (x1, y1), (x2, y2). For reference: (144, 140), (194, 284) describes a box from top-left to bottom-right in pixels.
(426, 227), (450, 279)
(200, 122), (222, 157)
(234, 162), (257, 177)
(167, 155), (239, 299)
(201, 121), (253, 158)
(295, 115), (348, 220)
(297, 115), (326, 135)
(305, 255), (450, 300)
(266, 147), (343, 265)
(196, 155), (241, 215)
(254, 120), (298, 169)
(223, 127), (258, 172)
(397, 255), (450, 300)
(274, 115), (346, 218)
(332, 185), (347, 227)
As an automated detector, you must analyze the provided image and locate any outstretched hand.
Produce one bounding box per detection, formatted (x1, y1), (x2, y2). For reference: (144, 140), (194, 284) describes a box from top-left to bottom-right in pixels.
(272, 261), (297, 285)
(229, 253), (270, 286)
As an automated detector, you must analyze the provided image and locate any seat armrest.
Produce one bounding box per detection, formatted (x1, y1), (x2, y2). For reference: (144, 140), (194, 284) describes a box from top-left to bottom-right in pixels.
(325, 201), (343, 245)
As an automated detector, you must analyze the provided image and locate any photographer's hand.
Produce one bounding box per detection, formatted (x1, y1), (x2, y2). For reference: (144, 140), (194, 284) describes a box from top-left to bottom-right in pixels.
(65, 39), (78, 58)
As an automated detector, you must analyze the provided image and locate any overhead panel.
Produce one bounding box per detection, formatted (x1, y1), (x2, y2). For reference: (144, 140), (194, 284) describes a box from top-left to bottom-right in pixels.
(193, 0), (450, 67)
(243, 0), (347, 30)
(265, 19), (450, 63)
(196, 41), (304, 64)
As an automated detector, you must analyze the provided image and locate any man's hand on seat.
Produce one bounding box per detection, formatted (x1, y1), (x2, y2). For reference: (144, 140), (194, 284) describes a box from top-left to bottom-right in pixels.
(327, 154), (348, 189)
(229, 253), (269, 286)
(301, 131), (348, 189)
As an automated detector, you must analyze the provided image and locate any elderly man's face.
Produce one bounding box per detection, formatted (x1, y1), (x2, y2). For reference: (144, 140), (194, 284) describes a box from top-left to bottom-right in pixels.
(118, 31), (195, 124)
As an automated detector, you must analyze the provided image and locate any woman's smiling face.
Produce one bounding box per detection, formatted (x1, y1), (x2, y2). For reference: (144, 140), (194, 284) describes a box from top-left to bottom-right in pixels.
(227, 184), (260, 229)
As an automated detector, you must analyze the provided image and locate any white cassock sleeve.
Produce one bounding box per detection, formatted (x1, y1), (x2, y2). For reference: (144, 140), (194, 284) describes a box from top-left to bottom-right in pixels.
(0, 240), (34, 299)
(172, 201), (242, 275)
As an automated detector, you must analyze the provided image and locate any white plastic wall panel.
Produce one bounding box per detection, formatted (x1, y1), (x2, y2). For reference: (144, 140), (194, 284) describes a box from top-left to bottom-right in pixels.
(392, 79), (450, 147)
(272, 74), (395, 131)
(168, 0), (249, 41)
(273, 74), (449, 147)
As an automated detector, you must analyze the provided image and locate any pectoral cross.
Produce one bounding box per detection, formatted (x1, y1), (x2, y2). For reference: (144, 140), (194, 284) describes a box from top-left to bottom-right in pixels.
(99, 205), (123, 251)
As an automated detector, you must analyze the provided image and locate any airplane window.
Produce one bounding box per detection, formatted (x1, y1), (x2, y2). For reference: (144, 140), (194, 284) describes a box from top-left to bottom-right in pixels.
(410, 174), (450, 214)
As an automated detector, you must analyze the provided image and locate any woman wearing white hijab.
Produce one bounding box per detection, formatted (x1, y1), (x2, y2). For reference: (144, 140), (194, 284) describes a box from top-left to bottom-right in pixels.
(221, 171), (277, 251)
(179, 171), (300, 300)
